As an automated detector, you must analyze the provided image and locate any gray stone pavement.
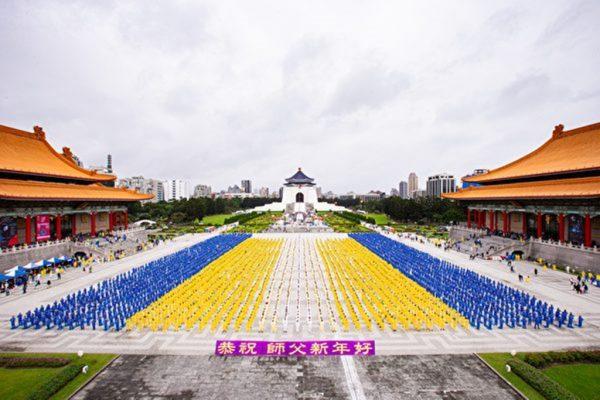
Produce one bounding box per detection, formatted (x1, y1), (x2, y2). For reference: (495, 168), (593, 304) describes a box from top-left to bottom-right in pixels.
(0, 233), (599, 356)
(72, 354), (521, 400)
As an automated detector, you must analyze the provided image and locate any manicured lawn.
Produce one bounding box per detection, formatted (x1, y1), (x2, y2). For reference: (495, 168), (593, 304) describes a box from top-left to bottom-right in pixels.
(543, 363), (600, 400)
(322, 213), (372, 232)
(0, 352), (116, 400)
(478, 353), (545, 400)
(367, 213), (389, 225)
(201, 214), (232, 225)
(229, 212), (281, 233)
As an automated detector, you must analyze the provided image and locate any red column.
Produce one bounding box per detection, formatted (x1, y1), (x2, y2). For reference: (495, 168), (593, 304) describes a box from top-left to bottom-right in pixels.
(489, 210), (494, 231)
(503, 211), (508, 234)
(536, 212), (543, 238)
(522, 212), (527, 235)
(467, 209), (471, 228)
(108, 212), (113, 232)
(480, 210), (485, 229)
(584, 214), (592, 248)
(558, 214), (565, 243)
(25, 215), (32, 244)
(55, 214), (62, 240)
(71, 214), (77, 236)
(124, 210), (129, 229)
(90, 212), (96, 237)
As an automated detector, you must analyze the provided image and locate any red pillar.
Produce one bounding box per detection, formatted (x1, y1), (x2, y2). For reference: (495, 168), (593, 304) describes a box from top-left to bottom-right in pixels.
(558, 214), (565, 243)
(584, 214), (592, 248)
(536, 212), (543, 238)
(55, 214), (62, 240)
(108, 211), (113, 232)
(522, 212), (527, 235)
(467, 209), (471, 228)
(71, 214), (77, 236)
(25, 215), (32, 244)
(503, 211), (509, 234)
(124, 210), (129, 230)
(90, 212), (96, 237)
(489, 210), (494, 231)
(480, 210), (485, 229)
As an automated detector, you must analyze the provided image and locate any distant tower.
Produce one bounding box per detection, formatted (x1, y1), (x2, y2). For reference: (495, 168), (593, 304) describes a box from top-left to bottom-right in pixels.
(408, 172), (418, 198)
(107, 154), (113, 174)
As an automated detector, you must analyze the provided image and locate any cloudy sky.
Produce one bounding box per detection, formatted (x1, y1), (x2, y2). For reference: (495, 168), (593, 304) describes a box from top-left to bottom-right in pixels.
(1, 1), (599, 194)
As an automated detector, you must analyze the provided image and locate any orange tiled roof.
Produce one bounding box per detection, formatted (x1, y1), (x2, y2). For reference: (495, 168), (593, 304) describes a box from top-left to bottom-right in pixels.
(443, 176), (600, 201)
(0, 124), (115, 182)
(0, 178), (153, 202)
(464, 122), (600, 183)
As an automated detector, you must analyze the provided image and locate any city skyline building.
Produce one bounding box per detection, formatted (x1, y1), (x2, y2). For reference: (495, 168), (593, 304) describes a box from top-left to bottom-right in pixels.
(241, 179), (252, 194)
(165, 179), (190, 201)
(399, 181), (408, 199)
(408, 172), (418, 198)
(426, 173), (456, 198)
(193, 184), (212, 198)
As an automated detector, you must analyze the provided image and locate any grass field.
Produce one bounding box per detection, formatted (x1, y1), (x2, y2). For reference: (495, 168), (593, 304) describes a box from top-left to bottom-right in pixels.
(366, 213), (389, 225)
(200, 213), (233, 225)
(229, 212), (280, 233)
(322, 213), (371, 233)
(0, 353), (115, 400)
(387, 223), (448, 240)
(479, 353), (545, 400)
(543, 363), (600, 400)
(479, 353), (600, 400)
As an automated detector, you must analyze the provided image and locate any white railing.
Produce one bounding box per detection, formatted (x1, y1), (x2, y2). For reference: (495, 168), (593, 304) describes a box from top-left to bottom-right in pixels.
(532, 237), (598, 252)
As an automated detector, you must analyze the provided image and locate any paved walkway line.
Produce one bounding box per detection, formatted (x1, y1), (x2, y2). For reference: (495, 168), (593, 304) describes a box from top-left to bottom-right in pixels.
(340, 356), (366, 400)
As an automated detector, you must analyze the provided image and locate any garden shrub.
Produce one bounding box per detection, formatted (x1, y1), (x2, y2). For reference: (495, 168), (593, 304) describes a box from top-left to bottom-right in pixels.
(335, 211), (376, 225)
(524, 350), (600, 368)
(26, 364), (83, 400)
(0, 356), (70, 368)
(224, 212), (261, 225)
(507, 359), (578, 400)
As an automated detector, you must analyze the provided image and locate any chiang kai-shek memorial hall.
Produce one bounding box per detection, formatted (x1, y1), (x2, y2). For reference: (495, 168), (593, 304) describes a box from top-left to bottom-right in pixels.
(0, 124), (152, 249)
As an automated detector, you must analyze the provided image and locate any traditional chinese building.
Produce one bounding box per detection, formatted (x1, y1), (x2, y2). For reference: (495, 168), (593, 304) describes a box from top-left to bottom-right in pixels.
(0, 124), (153, 248)
(444, 122), (600, 252)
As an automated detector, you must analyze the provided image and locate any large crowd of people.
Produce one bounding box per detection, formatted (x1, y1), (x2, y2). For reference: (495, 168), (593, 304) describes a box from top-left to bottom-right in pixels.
(11, 234), (249, 331)
(351, 233), (583, 330)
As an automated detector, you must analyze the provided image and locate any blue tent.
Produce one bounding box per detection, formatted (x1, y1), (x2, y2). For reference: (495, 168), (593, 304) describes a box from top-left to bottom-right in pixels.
(5, 267), (27, 278)
(0, 273), (9, 282)
(22, 262), (39, 270)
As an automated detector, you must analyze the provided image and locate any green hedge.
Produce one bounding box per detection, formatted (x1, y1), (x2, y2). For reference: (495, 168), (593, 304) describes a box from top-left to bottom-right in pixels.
(335, 211), (376, 225)
(0, 356), (70, 368)
(507, 359), (578, 400)
(26, 364), (83, 400)
(224, 212), (261, 225)
(524, 350), (600, 368)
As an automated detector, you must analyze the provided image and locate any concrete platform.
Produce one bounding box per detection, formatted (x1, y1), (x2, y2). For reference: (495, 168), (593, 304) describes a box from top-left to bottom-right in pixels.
(72, 354), (522, 400)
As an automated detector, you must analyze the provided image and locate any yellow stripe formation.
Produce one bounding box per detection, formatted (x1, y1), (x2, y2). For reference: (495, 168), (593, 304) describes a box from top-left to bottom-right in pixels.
(126, 238), (283, 333)
(316, 238), (469, 332)
(126, 235), (469, 333)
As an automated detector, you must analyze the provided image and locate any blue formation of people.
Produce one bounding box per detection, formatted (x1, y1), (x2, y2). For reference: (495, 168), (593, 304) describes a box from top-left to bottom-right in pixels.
(350, 233), (583, 330)
(11, 234), (250, 331)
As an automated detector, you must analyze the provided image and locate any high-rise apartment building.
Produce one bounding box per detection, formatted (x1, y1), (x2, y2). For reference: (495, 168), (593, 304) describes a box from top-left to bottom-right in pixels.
(118, 176), (163, 203)
(193, 184), (212, 198)
(164, 179), (190, 201)
(408, 173), (418, 198)
(241, 179), (252, 194)
(426, 173), (456, 198)
(398, 181), (408, 199)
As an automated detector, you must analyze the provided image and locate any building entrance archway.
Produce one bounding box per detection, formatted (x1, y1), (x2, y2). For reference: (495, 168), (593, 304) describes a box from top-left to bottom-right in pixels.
(296, 192), (304, 203)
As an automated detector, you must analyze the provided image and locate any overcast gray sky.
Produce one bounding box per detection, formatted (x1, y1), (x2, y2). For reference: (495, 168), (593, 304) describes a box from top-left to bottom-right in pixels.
(1, 0), (599, 194)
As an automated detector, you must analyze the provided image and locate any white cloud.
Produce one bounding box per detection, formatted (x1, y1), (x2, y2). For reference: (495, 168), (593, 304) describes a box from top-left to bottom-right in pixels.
(1, 0), (599, 194)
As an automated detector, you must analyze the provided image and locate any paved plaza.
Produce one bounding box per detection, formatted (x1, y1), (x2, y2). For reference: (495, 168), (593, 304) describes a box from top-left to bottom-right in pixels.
(73, 354), (522, 400)
(0, 232), (599, 355)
